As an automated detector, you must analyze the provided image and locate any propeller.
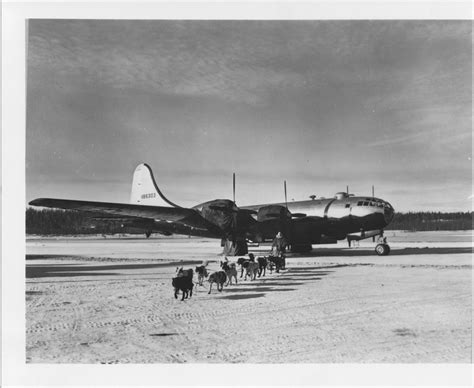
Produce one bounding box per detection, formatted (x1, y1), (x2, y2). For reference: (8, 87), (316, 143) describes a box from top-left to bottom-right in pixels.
(283, 180), (306, 218)
(233, 173), (236, 204)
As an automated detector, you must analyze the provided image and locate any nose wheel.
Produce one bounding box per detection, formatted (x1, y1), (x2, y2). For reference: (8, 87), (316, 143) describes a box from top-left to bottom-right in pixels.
(375, 243), (390, 256)
(375, 234), (390, 256)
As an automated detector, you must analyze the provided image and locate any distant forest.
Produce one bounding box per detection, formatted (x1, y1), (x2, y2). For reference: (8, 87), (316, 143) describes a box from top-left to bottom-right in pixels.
(26, 208), (131, 235)
(25, 208), (473, 235)
(385, 211), (472, 231)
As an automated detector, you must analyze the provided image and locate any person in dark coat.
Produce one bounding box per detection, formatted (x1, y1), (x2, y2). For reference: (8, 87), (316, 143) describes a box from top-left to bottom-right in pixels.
(271, 232), (287, 269)
(271, 232), (286, 255)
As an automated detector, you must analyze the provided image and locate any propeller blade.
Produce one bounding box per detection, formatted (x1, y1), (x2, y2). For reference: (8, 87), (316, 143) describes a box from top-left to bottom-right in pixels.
(233, 173), (236, 204)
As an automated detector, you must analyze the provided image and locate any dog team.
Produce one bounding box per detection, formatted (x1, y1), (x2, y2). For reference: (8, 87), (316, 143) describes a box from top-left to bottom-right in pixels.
(171, 253), (286, 301)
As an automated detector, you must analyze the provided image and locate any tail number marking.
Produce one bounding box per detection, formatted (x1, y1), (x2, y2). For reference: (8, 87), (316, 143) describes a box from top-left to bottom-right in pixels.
(141, 193), (156, 199)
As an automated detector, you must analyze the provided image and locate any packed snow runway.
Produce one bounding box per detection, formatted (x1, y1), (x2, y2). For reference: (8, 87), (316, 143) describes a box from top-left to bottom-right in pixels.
(25, 231), (472, 363)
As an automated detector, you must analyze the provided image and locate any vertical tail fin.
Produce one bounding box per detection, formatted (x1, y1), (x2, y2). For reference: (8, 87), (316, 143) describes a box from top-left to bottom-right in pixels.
(130, 163), (180, 207)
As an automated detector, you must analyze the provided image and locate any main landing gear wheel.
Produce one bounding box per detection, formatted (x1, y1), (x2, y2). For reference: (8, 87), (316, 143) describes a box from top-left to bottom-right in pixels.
(222, 239), (248, 256)
(375, 243), (390, 256)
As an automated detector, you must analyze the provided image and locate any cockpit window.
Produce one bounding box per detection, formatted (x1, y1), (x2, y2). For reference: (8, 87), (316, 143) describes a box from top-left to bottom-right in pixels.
(345, 203), (350, 208)
(363, 201), (369, 206)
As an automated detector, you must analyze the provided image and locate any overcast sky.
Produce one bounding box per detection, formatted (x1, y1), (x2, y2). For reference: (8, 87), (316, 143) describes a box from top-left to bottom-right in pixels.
(26, 20), (472, 212)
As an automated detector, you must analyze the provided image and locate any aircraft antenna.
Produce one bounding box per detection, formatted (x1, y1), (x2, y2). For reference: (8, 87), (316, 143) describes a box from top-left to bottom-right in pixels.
(346, 185), (349, 194)
(372, 185), (375, 198)
(233, 173), (236, 204)
(284, 180), (288, 209)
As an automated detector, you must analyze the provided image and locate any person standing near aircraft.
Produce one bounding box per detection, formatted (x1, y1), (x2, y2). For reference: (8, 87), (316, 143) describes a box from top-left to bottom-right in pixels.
(271, 232), (287, 269)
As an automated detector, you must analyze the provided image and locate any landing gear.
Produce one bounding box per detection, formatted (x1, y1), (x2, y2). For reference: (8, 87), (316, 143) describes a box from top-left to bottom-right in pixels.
(289, 243), (312, 253)
(145, 230), (152, 238)
(222, 239), (248, 256)
(374, 232), (390, 256)
(375, 243), (390, 256)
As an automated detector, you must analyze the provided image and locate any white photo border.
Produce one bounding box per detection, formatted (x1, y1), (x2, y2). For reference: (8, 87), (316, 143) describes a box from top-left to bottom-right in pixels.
(2, 1), (473, 386)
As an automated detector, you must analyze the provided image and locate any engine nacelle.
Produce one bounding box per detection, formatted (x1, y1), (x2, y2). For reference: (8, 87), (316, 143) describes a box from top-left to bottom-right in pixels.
(198, 199), (239, 236)
(255, 205), (292, 240)
(257, 205), (291, 222)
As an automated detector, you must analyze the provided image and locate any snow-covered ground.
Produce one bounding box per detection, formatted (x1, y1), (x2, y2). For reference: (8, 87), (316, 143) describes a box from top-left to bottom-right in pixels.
(25, 231), (472, 363)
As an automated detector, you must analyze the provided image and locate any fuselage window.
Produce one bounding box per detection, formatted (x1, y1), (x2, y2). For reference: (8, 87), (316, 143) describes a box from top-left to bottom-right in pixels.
(345, 204), (350, 208)
(363, 201), (369, 206)
(357, 201), (363, 206)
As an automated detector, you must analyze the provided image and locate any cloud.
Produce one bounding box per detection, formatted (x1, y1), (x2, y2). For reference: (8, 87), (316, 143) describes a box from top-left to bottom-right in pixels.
(28, 21), (311, 105)
(28, 20), (470, 106)
(26, 20), (472, 211)
(365, 130), (429, 148)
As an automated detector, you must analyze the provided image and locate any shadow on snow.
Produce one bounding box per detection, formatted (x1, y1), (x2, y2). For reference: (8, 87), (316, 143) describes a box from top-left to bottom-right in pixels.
(219, 293), (266, 300)
(287, 247), (472, 258)
(25, 261), (194, 279)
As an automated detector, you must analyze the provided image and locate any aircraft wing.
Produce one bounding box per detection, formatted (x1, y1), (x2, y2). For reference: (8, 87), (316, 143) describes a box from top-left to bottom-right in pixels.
(28, 198), (213, 231)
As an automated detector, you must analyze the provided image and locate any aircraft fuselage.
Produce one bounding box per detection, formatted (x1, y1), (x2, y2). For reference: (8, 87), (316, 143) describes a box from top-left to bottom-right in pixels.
(241, 192), (394, 244)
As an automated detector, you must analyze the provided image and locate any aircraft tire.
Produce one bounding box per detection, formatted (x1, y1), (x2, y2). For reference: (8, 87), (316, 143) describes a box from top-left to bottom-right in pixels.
(375, 243), (390, 256)
(290, 243), (312, 253)
(222, 239), (248, 256)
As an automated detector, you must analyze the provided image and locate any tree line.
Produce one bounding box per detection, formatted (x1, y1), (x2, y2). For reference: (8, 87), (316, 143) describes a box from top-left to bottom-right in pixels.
(26, 208), (473, 235)
(25, 208), (131, 235)
(385, 211), (472, 231)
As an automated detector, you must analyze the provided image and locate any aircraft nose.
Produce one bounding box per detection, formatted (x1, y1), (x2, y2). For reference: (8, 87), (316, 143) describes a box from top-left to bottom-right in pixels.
(383, 201), (394, 224)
